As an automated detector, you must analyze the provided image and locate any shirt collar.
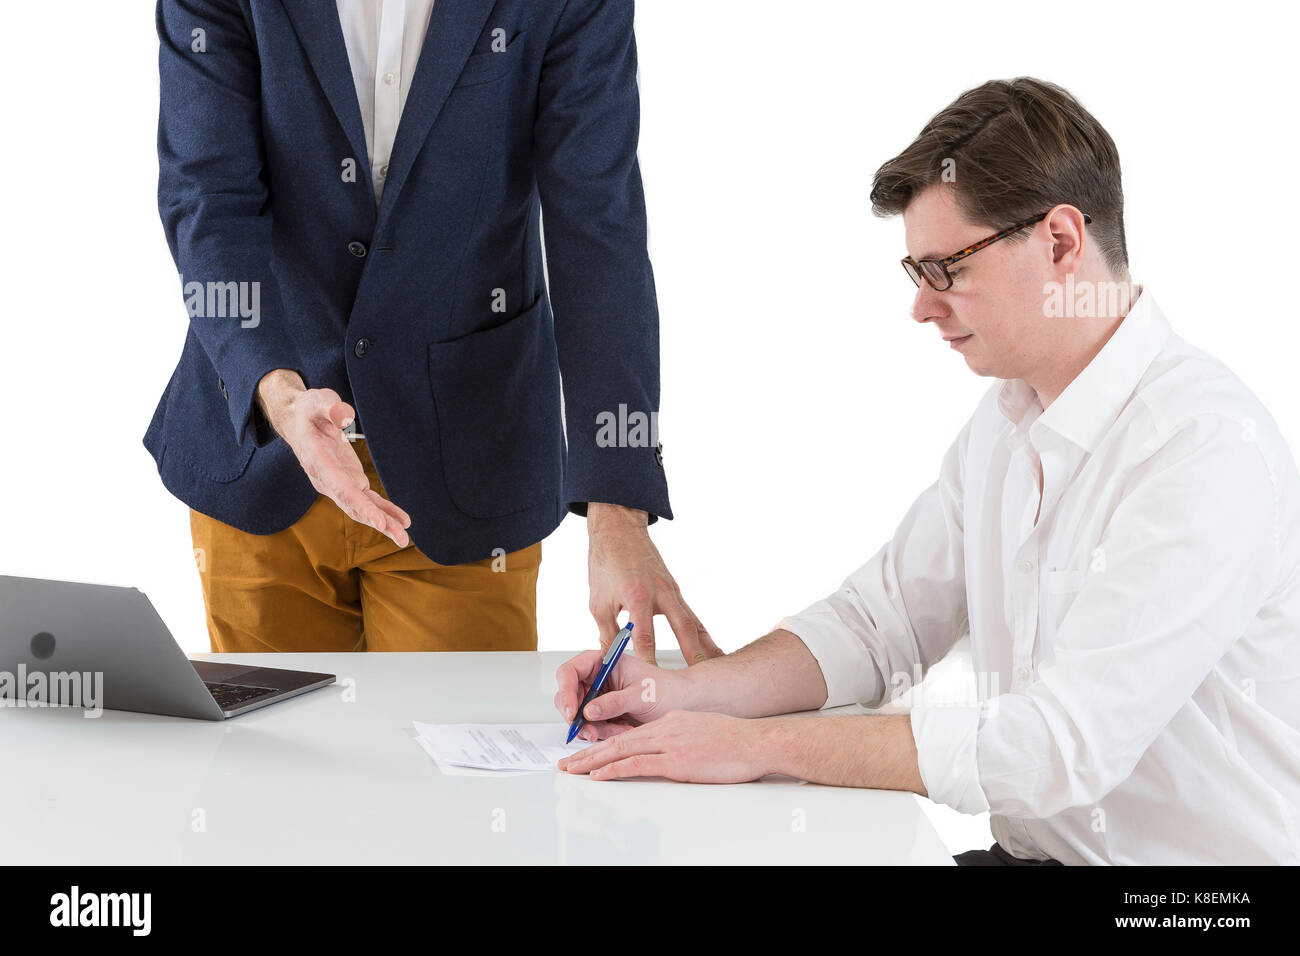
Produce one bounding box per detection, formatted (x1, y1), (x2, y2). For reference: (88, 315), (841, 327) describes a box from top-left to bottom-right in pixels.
(996, 285), (1172, 453)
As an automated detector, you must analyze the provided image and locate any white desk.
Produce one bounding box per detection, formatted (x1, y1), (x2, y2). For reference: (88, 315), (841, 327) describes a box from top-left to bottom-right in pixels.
(2, 651), (954, 864)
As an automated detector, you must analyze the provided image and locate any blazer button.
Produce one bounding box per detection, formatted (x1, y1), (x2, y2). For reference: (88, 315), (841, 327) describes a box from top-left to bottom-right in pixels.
(218, 377), (229, 400)
(354, 337), (373, 358)
(347, 241), (368, 258)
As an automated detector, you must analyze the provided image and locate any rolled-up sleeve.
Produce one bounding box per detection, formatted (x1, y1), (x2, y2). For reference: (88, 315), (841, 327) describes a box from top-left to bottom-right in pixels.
(780, 415), (974, 710)
(969, 413), (1279, 820)
(911, 704), (990, 813)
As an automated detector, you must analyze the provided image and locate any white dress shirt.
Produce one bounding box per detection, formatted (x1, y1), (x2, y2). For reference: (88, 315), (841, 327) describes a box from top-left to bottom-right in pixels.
(781, 287), (1300, 864)
(335, 0), (437, 203)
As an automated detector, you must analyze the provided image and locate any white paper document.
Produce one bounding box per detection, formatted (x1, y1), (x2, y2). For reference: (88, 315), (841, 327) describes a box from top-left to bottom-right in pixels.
(413, 721), (593, 774)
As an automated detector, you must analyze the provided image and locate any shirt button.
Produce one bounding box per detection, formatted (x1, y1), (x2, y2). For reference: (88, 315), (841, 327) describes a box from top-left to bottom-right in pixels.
(383, 72), (396, 85)
(347, 241), (367, 258)
(354, 337), (373, 358)
(1017, 666), (1031, 681)
(1018, 559), (1034, 573)
(378, 164), (389, 178)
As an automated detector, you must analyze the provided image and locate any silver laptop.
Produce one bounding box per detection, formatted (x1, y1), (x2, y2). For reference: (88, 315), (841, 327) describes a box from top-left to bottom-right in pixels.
(0, 575), (335, 719)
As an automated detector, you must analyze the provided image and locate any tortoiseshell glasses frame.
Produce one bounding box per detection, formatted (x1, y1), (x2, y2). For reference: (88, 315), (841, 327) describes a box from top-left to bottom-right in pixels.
(902, 211), (1092, 291)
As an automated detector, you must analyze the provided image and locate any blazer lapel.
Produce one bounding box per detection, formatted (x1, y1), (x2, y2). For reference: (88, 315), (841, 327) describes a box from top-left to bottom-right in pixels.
(280, 0), (373, 196)
(375, 0), (497, 231)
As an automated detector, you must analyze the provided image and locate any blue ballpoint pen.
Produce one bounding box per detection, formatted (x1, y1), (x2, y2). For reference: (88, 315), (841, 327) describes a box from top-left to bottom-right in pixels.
(566, 622), (634, 744)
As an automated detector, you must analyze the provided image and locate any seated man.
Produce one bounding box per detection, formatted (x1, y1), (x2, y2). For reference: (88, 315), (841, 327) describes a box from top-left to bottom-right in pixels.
(552, 77), (1300, 866)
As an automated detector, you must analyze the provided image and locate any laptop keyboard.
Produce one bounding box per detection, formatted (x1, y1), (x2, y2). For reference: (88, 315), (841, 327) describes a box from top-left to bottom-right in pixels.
(205, 682), (277, 710)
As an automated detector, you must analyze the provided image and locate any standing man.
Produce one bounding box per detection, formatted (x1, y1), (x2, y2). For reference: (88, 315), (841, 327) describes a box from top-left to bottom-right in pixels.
(145, 0), (718, 661)
(553, 78), (1300, 865)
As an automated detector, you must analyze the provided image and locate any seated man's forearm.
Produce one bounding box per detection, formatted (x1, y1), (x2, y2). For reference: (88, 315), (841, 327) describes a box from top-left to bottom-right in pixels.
(685, 629), (830, 718)
(764, 713), (927, 795)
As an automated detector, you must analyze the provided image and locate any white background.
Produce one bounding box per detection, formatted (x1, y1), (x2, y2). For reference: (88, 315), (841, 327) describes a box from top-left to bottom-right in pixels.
(2, 0), (1297, 856)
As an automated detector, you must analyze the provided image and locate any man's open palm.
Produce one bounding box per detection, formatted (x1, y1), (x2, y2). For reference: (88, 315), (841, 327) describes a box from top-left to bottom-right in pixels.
(268, 383), (412, 549)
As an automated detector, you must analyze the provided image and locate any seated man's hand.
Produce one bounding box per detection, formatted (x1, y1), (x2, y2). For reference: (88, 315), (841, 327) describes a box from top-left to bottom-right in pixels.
(558, 711), (777, 783)
(554, 649), (691, 741)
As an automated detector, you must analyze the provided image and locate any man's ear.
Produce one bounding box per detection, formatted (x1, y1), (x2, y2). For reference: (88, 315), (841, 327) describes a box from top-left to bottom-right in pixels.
(1045, 204), (1089, 270)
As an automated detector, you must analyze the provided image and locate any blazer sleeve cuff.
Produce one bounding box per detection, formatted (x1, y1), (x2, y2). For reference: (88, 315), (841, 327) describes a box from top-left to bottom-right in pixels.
(228, 360), (308, 450)
(565, 444), (672, 522)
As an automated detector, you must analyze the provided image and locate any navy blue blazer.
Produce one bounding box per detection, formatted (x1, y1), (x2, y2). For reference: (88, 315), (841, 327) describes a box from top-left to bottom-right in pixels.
(144, 0), (671, 565)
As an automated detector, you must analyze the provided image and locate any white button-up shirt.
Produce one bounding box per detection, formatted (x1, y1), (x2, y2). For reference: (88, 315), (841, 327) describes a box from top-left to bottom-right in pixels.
(335, 0), (437, 203)
(781, 287), (1300, 864)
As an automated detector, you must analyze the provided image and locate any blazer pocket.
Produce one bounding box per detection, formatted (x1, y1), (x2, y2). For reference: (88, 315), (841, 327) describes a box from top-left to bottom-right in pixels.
(168, 433), (254, 484)
(454, 30), (526, 88)
(428, 298), (562, 519)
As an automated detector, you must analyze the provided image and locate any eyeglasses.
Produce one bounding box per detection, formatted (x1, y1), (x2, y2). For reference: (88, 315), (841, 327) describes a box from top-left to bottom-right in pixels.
(902, 210), (1092, 292)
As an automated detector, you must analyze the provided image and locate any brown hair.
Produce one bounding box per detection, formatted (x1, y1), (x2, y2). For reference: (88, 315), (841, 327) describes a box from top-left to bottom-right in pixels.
(871, 77), (1128, 274)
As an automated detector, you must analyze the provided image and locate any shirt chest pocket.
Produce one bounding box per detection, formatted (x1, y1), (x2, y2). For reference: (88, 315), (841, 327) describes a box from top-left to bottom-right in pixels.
(1045, 568), (1086, 595)
(1037, 568), (1087, 665)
